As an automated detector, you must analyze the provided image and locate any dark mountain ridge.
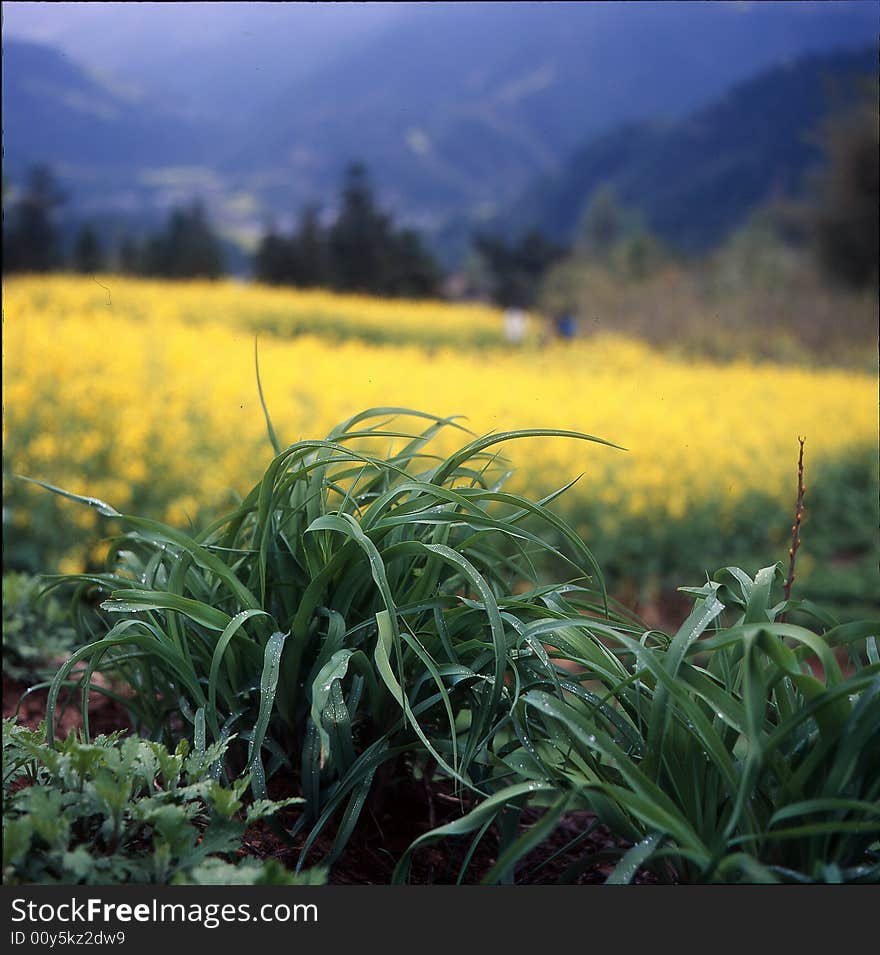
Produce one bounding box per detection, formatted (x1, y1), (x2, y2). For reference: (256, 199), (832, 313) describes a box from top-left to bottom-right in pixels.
(494, 45), (878, 254)
(222, 1), (880, 229)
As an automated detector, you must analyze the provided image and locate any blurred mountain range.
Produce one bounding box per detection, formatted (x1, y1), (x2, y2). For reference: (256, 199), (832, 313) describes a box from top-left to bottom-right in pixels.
(2, 1), (878, 266)
(495, 46), (878, 254)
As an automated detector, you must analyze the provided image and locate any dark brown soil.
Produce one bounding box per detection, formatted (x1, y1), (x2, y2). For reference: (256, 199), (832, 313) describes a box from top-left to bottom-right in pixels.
(3, 672), (133, 738)
(240, 770), (662, 885)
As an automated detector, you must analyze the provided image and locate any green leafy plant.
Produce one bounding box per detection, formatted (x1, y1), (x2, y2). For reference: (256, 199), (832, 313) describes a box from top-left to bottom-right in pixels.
(394, 565), (880, 883)
(3, 717), (321, 885)
(31, 407), (633, 869)
(2, 572), (78, 683)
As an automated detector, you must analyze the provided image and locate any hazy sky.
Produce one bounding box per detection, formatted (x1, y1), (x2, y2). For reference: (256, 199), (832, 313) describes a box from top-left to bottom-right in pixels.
(4, 2), (871, 67)
(1, 2), (408, 80)
(4, 2), (874, 124)
(1, 1), (414, 116)
(1, 2), (406, 52)
(4, 2), (871, 69)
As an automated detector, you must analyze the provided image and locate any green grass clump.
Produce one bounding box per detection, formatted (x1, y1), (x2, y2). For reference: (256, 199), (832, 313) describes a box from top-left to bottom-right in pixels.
(3, 718), (320, 885)
(27, 406), (878, 883)
(34, 408), (629, 869)
(394, 565), (880, 884)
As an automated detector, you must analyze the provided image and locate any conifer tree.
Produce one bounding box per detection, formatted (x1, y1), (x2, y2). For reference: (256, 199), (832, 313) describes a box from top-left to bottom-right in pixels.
(3, 164), (66, 273)
(73, 224), (104, 273)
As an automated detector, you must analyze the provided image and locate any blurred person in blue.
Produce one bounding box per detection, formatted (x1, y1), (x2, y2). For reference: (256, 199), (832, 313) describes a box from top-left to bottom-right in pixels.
(554, 311), (576, 341)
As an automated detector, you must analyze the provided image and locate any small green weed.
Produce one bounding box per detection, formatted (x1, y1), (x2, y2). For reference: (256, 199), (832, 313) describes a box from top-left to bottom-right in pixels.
(2, 573), (78, 683)
(3, 718), (321, 885)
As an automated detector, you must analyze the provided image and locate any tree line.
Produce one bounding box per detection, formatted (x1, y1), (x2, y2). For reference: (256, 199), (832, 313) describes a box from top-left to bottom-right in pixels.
(3, 168), (227, 281)
(3, 92), (876, 299)
(2, 162), (441, 297)
(254, 163), (440, 298)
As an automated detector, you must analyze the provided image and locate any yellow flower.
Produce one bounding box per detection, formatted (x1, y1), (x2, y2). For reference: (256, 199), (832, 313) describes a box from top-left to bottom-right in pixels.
(2, 274), (876, 570)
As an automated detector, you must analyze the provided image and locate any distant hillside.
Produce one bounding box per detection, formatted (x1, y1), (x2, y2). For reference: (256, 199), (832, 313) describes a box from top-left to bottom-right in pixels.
(2, 2), (877, 263)
(1, 40), (211, 177)
(497, 47), (878, 253)
(1, 3), (402, 127)
(223, 2), (880, 231)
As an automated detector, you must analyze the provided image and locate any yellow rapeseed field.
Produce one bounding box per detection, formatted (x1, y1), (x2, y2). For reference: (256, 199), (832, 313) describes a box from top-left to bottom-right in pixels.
(3, 275), (877, 572)
(2, 274), (509, 349)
